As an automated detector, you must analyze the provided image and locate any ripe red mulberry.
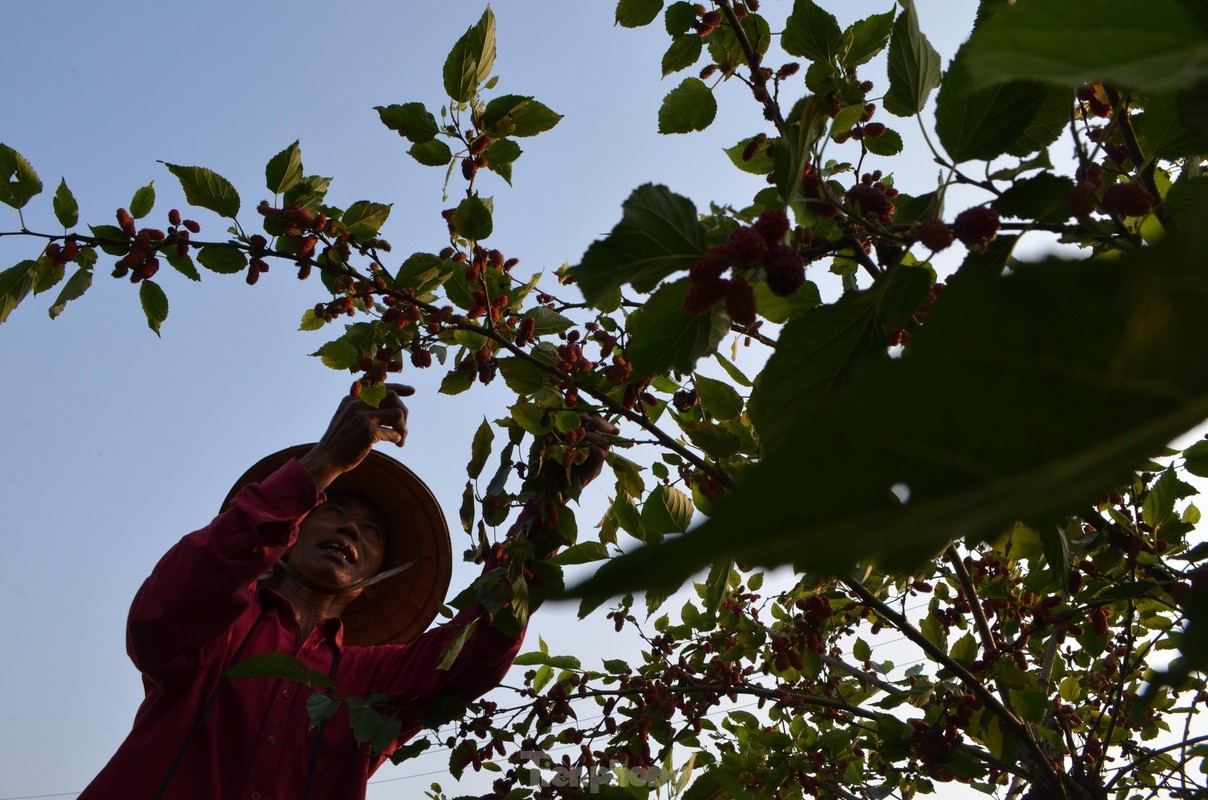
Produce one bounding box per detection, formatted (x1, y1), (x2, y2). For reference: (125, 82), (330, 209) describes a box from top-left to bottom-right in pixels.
(752, 208), (790, 246)
(917, 219), (954, 252)
(1066, 182), (1099, 218)
(724, 277), (757, 326)
(1101, 182), (1154, 218)
(952, 206), (1000, 251)
(726, 225), (768, 264)
(763, 245), (805, 297)
(683, 276), (729, 316)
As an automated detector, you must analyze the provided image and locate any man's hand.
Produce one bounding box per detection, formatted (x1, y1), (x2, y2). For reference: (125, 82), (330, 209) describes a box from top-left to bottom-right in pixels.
(298, 384), (414, 492)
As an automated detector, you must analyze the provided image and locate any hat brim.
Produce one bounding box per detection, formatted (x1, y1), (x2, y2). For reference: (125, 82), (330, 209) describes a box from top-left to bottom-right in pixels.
(222, 445), (452, 646)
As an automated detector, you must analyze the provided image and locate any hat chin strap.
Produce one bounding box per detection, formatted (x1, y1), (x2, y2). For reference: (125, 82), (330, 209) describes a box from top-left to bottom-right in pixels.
(268, 557), (419, 596)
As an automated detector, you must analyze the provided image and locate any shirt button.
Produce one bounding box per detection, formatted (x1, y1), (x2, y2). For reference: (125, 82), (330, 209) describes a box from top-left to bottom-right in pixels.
(267, 736), (277, 745)
(251, 794), (261, 800)
(282, 689), (290, 698)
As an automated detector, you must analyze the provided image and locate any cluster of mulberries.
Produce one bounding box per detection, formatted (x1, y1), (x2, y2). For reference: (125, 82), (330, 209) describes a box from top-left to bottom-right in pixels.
(845, 171), (898, 222)
(43, 240), (80, 268)
(683, 209), (805, 326)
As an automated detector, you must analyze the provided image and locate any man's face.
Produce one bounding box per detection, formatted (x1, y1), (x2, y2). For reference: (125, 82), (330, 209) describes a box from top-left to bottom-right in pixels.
(288, 494), (388, 592)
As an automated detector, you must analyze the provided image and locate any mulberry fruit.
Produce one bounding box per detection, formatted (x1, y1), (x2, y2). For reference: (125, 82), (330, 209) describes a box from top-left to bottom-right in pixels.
(763, 245), (805, 297)
(752, 208), (790, 246)
(952, 206), (1000, 251)
(917, 220), (954, 252)
(1101, 182), (1154, 218)
(724, 277), (757, 326)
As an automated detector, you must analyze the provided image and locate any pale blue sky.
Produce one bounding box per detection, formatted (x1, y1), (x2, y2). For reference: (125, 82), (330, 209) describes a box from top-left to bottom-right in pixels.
(0, 3), (984, 797)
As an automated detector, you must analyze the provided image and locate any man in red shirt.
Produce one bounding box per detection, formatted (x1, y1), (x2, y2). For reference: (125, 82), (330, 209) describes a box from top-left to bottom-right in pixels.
(80, 385), (608, 799)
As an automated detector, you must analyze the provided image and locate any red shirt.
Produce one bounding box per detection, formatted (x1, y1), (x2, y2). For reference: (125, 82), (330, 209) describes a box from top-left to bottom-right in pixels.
(79, 458), (522, 800)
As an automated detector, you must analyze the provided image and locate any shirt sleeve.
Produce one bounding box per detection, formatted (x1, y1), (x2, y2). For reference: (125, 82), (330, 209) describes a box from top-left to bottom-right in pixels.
(126, 458), (321, 683)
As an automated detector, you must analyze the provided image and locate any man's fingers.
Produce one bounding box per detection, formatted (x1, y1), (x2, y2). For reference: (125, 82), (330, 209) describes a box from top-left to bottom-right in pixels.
(384, 383), (415, 398)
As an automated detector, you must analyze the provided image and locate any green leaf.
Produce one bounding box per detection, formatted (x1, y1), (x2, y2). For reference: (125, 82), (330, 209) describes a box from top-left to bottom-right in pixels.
(306, 693), (341, 728)
(994, 173), (1074, 224)
(1039, 525), (1071, 591)
(0, 144), (42, 209)
(453, 195), (492, 241)
(708, 13), (771, 64)
(662, 34), (704, 77)
(963, 0), (1208, 92)
(283, 175), (331, 212)
(754, 278), (822, 324)
(163, 246), (199, 280)
(608, 453), (646, 499)
(863, 128), (904, 156)
(47, 266), (92, 319)
(468, 417), (494, 480)
(346, 697), (404, 756)
(1007, 86), (1074, 157)
(617, 0), (663, 27)
(496, 357), (551, 396)
(139, 280), (168, 336)
(935, 45), (1047, 163)
(522, 306), (574, 336)
(568, 221), (1208, 601)
(163, 163), (241, 219)
(53, 179), (78, 228)
(483, 95), (562, 138)
(440, 369), (474, 396)
(438, 619), (478, 670)
(196, 245), (248, 275)
(626, 278), (730, 378)
(129, 181), (155, 219)
(225, 651), (333, 688)
(842, 11), (895, 68)
(550, 542), (610, 566)
(568, 184), (707, 306)
(748, 266), (930, 451)
(266, 140), (303, 195)
(313, 339), (360, 371)
(678, 419), (741, 459)
(658, 78), (718, 134)
(395, 252), (454, 295)
(853, 638), (872, 662)
(342, 201), (391, 241)
(694, 373), (744, 421)
(724, 136), (776, 175)
(485, 138), (522, 185)
(88, 224), (129, 256)
(0, 260), (43, 323)
(375, 103), (441, 143)
(883, 3), (941, 117)
(1184, 438), (1208, 477)
(783, 0), (843, 63)
(641, 485), (694, 537)
(443, 7), (497, 103)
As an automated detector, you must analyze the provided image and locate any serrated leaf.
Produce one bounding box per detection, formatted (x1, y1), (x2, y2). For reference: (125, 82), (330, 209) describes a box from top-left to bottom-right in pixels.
(410, 139), (454, 167)
(694, 373), (744, 421)
(662, 34), (704, 77)
(483, 95), (562, 138)
(284, 175), (331, 212)
(550, 542), (610, 566)
(130, 181), (155, 219)
(139, 279), (168, 336)
(994, 173), (1074, 224)
(438, 619), (478, 671)
(724, 136), (776, 175)
(306, 693), (341, 728)
(963, 0), (1208, 92)
(0, 143), (42, 209)
(444, 7), (497, 103)
(313, 339), (360, 371)
(883, 3), (942, 117)
(0, 260), (42, 323)
(608, 452), (646, 498)
(659, 78), (718, 134)
(626, 279), (730, 378)
(641, 484), (694, 537)
(225, 651), (333, 688)
(843, 11), (895, 68)
(53, 179), (78, 228)
(935, 44), (1047, 163)
(266, 140), (303, 195)
(197, 245), (248, 275)
(468, 417), (494, 480)
(568, 184), (707, 306)
(164, 249), (201, 281)
(864, 129), (904, 156)
(783, 0), (843, 63)
(343, 201), (391, 241)
(453, 195), (492, 241)
(47, 266), (92, 319)
(568, 222), (1208, 603)
(375, 103), (441, 143)
(163, 163), (240, 218)
(617, 0), (663, 27)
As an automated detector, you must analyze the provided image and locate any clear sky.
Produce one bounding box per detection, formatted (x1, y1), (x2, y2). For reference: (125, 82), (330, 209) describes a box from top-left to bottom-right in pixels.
(0, 2), (990, 797)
